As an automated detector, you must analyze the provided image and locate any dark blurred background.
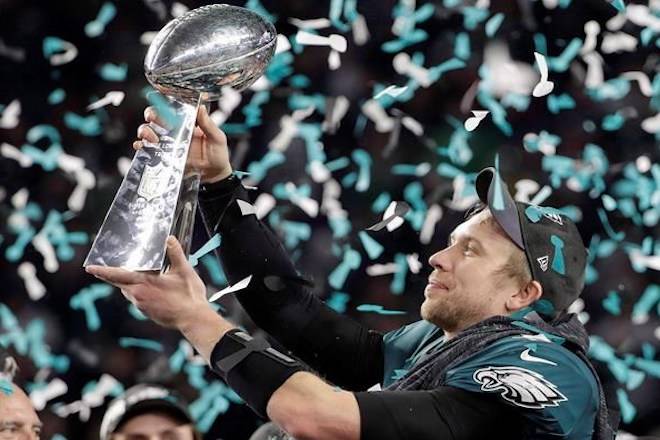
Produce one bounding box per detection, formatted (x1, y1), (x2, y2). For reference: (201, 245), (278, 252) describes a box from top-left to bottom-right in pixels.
(0, 0), (658, 438)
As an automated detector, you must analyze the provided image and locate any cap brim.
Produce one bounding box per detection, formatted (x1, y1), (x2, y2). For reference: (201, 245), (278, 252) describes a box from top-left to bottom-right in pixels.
(475, 167), (525, 249)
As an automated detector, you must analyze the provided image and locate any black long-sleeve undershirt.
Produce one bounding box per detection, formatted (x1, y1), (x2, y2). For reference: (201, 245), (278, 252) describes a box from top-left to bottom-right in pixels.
(198, 176), (384, 391)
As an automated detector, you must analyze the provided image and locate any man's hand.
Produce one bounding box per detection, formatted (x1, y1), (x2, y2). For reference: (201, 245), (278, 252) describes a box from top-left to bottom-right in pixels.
(135, 105), (233, 183)
(85, 236), (211, 330)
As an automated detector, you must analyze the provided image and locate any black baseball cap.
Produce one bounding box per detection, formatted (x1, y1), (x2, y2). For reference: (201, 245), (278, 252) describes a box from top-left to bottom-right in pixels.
(475, 167), (588, 316)
(100, 384), (195, 440)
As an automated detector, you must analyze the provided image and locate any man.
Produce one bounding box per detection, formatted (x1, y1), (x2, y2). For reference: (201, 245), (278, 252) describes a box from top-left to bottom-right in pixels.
(87, 106), (616, 439)
(99, 383), (203, 440)
(0, 352), (43, 440)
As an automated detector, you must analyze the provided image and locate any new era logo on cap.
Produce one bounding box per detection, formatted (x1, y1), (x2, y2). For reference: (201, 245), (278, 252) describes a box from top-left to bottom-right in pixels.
(537, 256), (549, 272)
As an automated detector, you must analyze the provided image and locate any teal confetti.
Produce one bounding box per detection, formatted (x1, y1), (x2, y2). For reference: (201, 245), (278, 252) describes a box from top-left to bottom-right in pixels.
(118, 337), (163, 352)
(244, 0), (277, 23)
(127, 304), (148, 321)
(586, 78), (631, 101)
(534, 33), (548, 55)
(84, 2), (117, 38)
(372, 192), (391, 213)
(200, 254), (227, 286)
(325, 156), (350, 172)
(602, 111), (625, 131)
(454, 32), (470, 60)
(99, 62), (128, 81)
(189, 234), (221, 267)
(547, 38), (583, 72)
(352, 149), (372, 192)
(616, 389), (636, 423)
(602, 291), (622, 315)
(390, 253), (408, 295)
(607, 0), (626, 12)
(641, 343), (656, 361)
(69, 284), (113, 331)
(550, 235), (566, 275)
(492, 156), (505, 211)
(327, 292), (350, 313)
(63, 112), (103, 136)
(356, 304), (406, 315)
(48, 88), (65, 105)
(0, 379), (13, 395)
(485, 13), (504, 37)
(547, 94), (576, 114)
(358, 231), (384, 260)
(462, 7), (489, 30)
(328, 246), (361, 290)
(631, 285), (660, 323)
(246, 150), (285, 183)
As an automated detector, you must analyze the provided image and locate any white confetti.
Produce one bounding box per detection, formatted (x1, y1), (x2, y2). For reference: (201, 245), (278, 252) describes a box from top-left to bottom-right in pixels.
(30, 378), (68, 411)
(0, 99), (21, 129)
(393, 52), (431, 87)
(328, 49), (341, 70)
(295, 31), (347, 52)
(514, 179), (541, 203)
(117, 157), (132, 176)
(626, 4), (660, 32)
(17, 262), (46, 301)
(32, 233), (59, 273)
(236, 199), (257, 216)
(366, 263), (398, 276)
(47, 39), (78, 66)
(532, 52), (554, 97)
(208, 275), (252, 302)
(374, 85), (409, 100)
(601, 32), (638, 54)
(464, 110), (489, 131)
(621, 71), (654, 97)
(420, 204), (443, 245)
(210, 86), (242, 125)
(384, 201), (405, 232)
(86, 91), (125, 111)
(351, 14), (370, 45)
(580, 20), (600, 55)
(583, 52), (605, 88)
(288, 17), (332, 30)
(139, 31), (158, 45)
(253, 193), (276, 219)
(322, 95), (350, 133)
(361, 99), (395, 132)
(275, 34), (291, 54)
(1, 142), (33, 167)
(406, 253), (422, 274)
(401, 116), (424, 136)
(170, 2), (189, 17)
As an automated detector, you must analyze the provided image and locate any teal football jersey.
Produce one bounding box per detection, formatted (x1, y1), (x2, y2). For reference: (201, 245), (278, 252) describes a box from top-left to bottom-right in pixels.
(383, 320), (599, 439)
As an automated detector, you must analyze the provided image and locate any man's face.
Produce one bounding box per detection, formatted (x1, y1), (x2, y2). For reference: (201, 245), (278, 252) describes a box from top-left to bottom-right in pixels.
(112, 413), (195, 440)
(0, 384), (42, 440)
(422, 209), (522, 334)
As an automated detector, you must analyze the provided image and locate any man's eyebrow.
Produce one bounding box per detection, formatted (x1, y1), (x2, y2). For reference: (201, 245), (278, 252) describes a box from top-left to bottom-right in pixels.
(447, 233), (485, 251)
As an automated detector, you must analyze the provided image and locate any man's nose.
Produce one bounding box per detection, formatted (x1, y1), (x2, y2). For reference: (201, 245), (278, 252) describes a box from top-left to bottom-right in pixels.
(428, 247), (451, 271)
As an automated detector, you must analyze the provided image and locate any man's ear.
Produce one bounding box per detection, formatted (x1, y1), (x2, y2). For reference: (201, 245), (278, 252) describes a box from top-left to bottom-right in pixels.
(506, 280), (543, 312)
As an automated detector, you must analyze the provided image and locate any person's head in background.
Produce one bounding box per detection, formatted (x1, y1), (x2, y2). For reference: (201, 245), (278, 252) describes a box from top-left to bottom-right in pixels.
(0, 352), (42, 440)
(100, 384), (202, 440)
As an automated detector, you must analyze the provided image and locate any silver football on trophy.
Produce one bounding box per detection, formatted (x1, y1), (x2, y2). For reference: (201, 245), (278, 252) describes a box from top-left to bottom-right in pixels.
(144, 4), (277, 103)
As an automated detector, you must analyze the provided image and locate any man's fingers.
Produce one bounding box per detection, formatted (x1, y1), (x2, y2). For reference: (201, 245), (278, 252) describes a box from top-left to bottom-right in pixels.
(86, 265), (143, 285)
(137, 124), (159, 144)
(196, 106), (226, 143)
(144, 106), (168, 127)
(165, 236), (189, 269)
